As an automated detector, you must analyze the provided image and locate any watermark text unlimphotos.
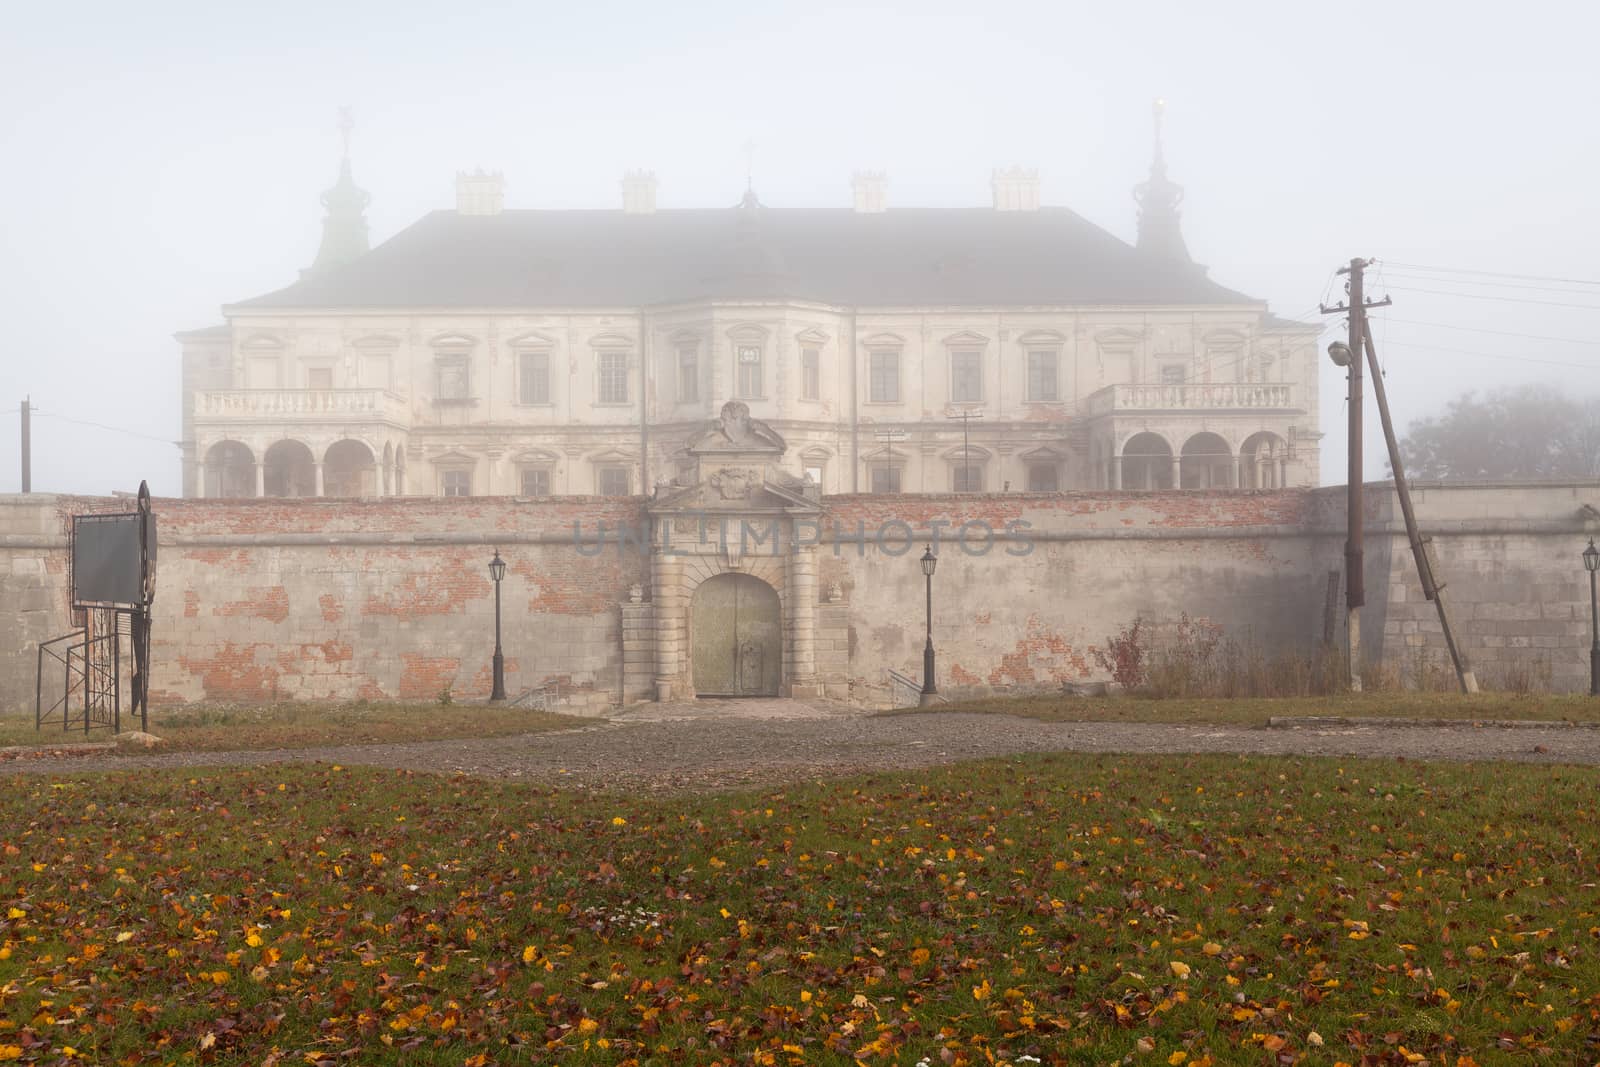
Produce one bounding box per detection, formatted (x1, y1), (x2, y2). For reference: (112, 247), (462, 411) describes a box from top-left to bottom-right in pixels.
(572, 513), (1033, 558)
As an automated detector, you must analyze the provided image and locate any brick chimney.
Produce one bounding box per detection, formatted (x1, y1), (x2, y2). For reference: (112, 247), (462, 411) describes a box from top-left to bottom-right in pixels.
(456, 170), (505, 216)
(851, 171), (887, 213)
(991, 166), (1040, 212)
(621, 170), (658, 214)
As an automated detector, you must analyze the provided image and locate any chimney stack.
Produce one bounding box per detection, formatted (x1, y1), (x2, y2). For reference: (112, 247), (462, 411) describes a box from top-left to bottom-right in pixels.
(456, 169), (505, 215)
(990, 167), (1040, 212)
(851, 171), (887, 213)
(621, 170), (658, 214)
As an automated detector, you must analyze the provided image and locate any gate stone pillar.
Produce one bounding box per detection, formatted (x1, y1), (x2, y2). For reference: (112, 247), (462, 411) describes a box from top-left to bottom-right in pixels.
(651, 547), (685, 701)
(786, 543), (821, 697)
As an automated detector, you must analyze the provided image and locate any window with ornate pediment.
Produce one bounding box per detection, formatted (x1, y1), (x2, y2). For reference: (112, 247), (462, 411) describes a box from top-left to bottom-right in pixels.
(796, 328), (828, 402)
(508, 333), (557, 406)
(591, 334), (633, 405)
(1018, 331), (1065, 402)
(431, 334), (478, 404)
(727, 324), (769, 400)
(515, 450), (558, 497)
(242, 334), (285, 389)
(945, 332), (988, 404)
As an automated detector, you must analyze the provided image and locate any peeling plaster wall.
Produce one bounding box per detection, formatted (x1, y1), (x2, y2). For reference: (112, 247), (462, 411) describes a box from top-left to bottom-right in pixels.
(4, 483), (1600, 714)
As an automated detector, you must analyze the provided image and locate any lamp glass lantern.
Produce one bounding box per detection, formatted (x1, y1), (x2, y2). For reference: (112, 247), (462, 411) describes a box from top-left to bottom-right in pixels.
(920, 546), (938, 577)
(1584, 540), (1598, 573)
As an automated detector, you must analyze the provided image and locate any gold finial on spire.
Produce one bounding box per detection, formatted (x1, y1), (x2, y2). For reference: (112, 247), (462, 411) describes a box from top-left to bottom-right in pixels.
(338, 106), (354, 159)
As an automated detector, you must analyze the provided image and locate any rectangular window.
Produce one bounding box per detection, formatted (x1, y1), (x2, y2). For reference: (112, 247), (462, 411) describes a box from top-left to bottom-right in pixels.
(1026, 350), (1059, 401)
(869, 466), (902, 494)
(437, 356), (470, 400)
(1027, 463), (1059, 492)
(598, 351), (629, 404)
(441, 470), (471, 497)
(306, 366), (333, 390)
(520, 468), (550, 497)
(953, 465), (984, 492)
(868, 350), (899, 403)
(518, 351), (550, 405)
(1160, 363), (1186, 386)
(801, 347), (820, 401)
(736, 345), (763, 398)
(803, 464), (824, 487)
(678, 344), (698, 402)
(951, 350), (982, 403)
(598, 466), (630, 497)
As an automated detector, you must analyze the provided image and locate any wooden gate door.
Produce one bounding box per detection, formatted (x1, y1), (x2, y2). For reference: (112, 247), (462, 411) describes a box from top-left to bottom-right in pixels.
(691, 573), (781, 697)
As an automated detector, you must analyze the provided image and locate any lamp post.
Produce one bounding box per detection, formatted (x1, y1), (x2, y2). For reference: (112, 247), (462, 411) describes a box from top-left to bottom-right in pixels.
(920, 544), (938, 706)
(1585, 540), (1599, 696)
(488, 549), (507, 702)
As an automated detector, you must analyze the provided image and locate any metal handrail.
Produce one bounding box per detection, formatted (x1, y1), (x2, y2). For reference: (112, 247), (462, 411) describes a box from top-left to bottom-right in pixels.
(512, 679), (562, 711)
(887, 668), (946, 707)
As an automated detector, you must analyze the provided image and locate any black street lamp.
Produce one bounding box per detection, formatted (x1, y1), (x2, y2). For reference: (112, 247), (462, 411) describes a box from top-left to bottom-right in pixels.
(920, 544), (938, 706)
(488, 549), (507, 702)
(1585, 540), (1599, 696)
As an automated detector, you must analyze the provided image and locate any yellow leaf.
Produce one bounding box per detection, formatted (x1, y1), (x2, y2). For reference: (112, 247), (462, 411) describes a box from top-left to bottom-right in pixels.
(115, 930), (135, 943)
(611, 816), (627, 826)
(5, 909), (23, 921)
(1202, 942), (1222, 956)
(522, 945), (538, 964)
(1308, 1031), (1324, 1046)
(1169, 961), (1191, 979)
(1168, 1053), (1188, 1065)
(0, 1047), (19, 1063)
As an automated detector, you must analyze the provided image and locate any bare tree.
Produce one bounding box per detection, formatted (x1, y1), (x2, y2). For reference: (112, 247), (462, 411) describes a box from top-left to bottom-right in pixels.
(1397, 385), (1600, 481)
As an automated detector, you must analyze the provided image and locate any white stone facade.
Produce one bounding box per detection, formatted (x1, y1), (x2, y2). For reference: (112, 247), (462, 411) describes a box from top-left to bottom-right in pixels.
(180, 303), (1320, 500)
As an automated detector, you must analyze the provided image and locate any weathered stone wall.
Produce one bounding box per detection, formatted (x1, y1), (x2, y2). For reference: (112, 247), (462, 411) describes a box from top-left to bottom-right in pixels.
(1, 495), (647, 714)
(4, 483), (1599, 714)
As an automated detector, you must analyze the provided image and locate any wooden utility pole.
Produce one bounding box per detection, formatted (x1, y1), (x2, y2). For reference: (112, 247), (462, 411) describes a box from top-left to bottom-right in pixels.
(19, 397), (29, 493)
(1320, 259), (1390, 691)
(1361, 329), (1479, 693)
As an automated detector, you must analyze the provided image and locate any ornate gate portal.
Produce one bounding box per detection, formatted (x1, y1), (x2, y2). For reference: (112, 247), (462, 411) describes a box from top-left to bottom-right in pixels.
(691, 573), (781, 697)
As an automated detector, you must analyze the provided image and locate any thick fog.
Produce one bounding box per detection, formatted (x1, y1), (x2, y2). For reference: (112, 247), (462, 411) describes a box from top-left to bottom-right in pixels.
(1, 0), (1595, 495)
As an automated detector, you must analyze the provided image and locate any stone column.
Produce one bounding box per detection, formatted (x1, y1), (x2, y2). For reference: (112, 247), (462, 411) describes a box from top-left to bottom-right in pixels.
(1232, 455), (1242, 489)
(1170, 455), (1182, 491)
(1111, 454), (1122, 491)
(194, 462), (207, 499)
(254, 461), (266, 498)
(1277, 456), (1289, 489)
(313, 461), (325, 497)
(786, 542), (820, 697)
(651, 546), (685, 701)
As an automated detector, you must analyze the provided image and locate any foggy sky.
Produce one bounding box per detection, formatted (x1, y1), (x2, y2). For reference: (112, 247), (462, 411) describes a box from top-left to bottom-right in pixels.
(2, 0), (1596, 496)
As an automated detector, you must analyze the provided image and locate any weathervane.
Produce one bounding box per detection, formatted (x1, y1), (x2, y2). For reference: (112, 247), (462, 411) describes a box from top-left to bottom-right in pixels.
(1152, 98), (1166, 168)
(338, 106), (354, 158)
(741, 138), (756, 192)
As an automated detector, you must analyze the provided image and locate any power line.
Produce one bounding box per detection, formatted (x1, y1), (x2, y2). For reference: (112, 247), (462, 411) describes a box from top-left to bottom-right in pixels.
(1377, 284), (1600, 312)
(33, 410), (177, 446)
(1377, 271), (1600, 299)
(1378, 338), (1600, 371)
(1381, 317), (1600, 347)
(1381, 260), (1600, 289)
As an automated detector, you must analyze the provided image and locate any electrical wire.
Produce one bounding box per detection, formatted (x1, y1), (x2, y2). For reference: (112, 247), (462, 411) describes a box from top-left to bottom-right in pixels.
(1380, 317), (1600, 347)
(32, 410), (177, 446)
(1377, 338), (1600, 371)
(1382, 261), (1600, 289)
(1376, 285), (1600, 312)
(1375, 272), (1600, 299)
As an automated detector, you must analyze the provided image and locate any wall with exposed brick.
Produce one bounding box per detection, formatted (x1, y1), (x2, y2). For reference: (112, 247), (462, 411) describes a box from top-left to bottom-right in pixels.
(4, 483), (1600, 715)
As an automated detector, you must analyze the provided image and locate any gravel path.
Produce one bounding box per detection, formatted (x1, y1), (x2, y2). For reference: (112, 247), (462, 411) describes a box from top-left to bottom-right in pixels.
(5, 699), (1600, 791)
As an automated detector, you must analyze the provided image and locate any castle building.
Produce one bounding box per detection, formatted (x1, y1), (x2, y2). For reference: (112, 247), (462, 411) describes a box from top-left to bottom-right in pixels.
(178, 112), (1321, 501)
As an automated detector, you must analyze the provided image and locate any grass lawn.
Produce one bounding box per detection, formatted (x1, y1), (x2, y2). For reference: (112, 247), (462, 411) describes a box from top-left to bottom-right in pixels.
(911, 690), (1600, 727)
(0, 703), (586, 753)
(2, 755), (1597, 1065)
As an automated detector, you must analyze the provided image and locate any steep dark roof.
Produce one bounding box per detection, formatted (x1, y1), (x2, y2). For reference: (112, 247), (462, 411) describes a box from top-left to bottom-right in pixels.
(231, 206), (1261, 311)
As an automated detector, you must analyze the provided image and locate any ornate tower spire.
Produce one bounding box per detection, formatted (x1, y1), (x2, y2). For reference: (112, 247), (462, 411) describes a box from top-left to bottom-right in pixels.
(307, 107), (371, 275)
(1133, 98), (1191, 264)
